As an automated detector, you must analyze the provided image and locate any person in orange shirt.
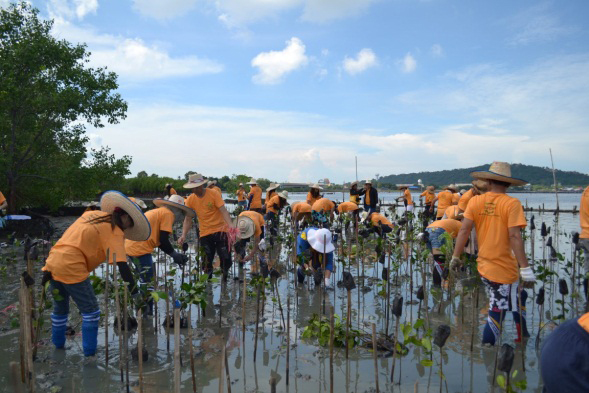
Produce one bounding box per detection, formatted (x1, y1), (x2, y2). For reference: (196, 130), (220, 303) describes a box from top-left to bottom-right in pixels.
(452, 162), (534, 345)
(292, 201), (313, 230)
(179, 173), (235, 280)
(430, 184), (456, 220)
(420, 186), (436, 222)
(349, 181), (361, 205)
(265, 190), (289, 236)
(579, 185), (589, 299)
(0, 190), (7, 212)
(457, 180), (488, 213)
(452, 191), (461, 204)
(236, 183), (247, 208)
(425, 218), (462, 286)
(359, 180), (378, 214)
(247, 178), (263, 213)
(234, 211), (265, 269)
(265, 183), (280, 212)
(364, 211), (394, 237)
(42, 191), (150, 356)
(125, 195), (195, 315)
(337, 201), (360, 229)
(312, 197), (336, 224)
(207, 180), (222, 194)
(443, 205), (461, 220)
(306, 184), (323, 206)
(398, 185), (414, 213)
(165, 183), (177, 199)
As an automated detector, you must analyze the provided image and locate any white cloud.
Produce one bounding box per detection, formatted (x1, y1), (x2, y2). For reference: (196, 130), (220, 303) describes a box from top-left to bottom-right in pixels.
(48, 0), (98, 20)
(132, 0), (198, 21)
(343, 48), (378, 75)
(51, 18), (224, 82)
(251, 37), (308, 85)
(506, 3), (575, 46)
(0, 0), (12, 8)
(400, 52), (417, 73)
(430, 44), (443, 58)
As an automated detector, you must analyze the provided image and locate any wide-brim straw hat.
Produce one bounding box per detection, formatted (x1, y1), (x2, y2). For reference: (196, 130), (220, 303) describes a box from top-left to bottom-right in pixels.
(470, 161), (527, 186)
(307, 228), (335, 253)
(246, 178), (258, 185)
(266, 183), (280, 192)
(183, 173), (207, 189)
(235, 216), (255, 239)
(207, 180), (217, 187)
(129, 197), (147, 209)
(471, 179), (489, 194)
(426, 186), (435, 192)
(100, 191), (151, 241)
(310, 183), (323, 190)
(445, 184), (458, 192)
(277, 190), (289, 200)
(153, 194), (196, 218)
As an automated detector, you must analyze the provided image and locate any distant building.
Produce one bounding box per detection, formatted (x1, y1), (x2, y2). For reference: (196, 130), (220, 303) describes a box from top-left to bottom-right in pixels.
(318, 178), (330, 185)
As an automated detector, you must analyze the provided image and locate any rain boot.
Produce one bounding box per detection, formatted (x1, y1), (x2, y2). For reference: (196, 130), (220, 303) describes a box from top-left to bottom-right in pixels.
(51, 313), (68, 349)
(81, 310), (101, 356)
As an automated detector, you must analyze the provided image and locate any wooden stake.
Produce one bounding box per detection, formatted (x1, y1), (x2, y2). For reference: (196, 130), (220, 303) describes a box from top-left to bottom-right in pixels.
(346, 289), (351, 359)
(174, 308), (181, 393)
(329, 306), (334, 393)
(254, 281), (261, 362)
(188, 308), (197, 393)
(390, 317), (400, 383)
(123, 284), (130, 393)
(137, 309), (144, 393)
(113, 254), (124, 383)
(218, 337), (224, 393)
(286, 297), (290, 386)
(105, 249), (110, 367)
(371, 323), (379, 393)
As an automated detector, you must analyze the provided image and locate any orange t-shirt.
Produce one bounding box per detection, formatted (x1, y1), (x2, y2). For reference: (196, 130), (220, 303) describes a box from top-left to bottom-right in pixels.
(266, 191), (276, 204)
(464, 192), (527, 284)
(248, 185), (262, 209)
(436, 190), (454, 218)
(452, 193), (460, 204)
(266, 195), (282, 214)
(581, 186), (589, 239)
(306, 192), (320, 206)
(239, 210), (265, 237)
(170, 188), (177, 195)
(370, 213), (393, 228)
(237, 189), (246, 202)
(0, 191), (5, 205)
(312, 198), (335, 213)
(404, 189), (413, 205)
(420, 191), (435, 204)
(42, 211), (127, 284)
(125, 207), (175, 257)
(427, 219), (462, 238)
(292, 202), (312, 214)
(214, 186), (222, 194)
(444, 205), (461, 220)
(458, 189), (474, 212)
(578, 312), (589, 333)
(337, 202), (359, 213)
(185, 189), (227, 237)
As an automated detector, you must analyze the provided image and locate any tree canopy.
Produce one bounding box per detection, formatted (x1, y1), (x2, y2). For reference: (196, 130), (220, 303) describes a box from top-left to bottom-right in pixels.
(0, 2), (130, 212)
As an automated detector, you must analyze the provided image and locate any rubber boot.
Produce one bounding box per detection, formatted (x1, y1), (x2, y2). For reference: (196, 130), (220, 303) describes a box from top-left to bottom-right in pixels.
(81, 310), (101, 356)
(51, 313), (68, 349)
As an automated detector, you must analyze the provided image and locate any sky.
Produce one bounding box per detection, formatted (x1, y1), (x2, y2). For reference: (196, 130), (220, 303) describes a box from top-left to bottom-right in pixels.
(6, 0), (589, 183)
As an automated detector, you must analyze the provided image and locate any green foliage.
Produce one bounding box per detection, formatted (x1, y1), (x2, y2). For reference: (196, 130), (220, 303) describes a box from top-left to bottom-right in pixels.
(178, 274), (214, 309)
(0, 2), (129, 212)
(301, 313), (361, 348)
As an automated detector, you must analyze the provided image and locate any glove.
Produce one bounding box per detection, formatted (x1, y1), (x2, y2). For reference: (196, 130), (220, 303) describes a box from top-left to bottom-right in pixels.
(258, 239), (267, 252)
(450, 256), (462, 272)
(41, 270), (53, 286)
(520, 266), (536, 282)
(171, 251), (187, 266)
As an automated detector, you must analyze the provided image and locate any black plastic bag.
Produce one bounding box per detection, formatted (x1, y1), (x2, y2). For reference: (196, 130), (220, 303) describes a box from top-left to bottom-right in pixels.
(559, 279), (569, 295)
(313, 270), (323, 287)
(536, 287), (545, 305)
(416, 285), (424, 301)
(546, 236), (552, 247)
(497, 344), (514, 373)
(541, 222), (547, 237)
(381, 267), (388, 281)
(530, 215), (536, 231)
(433, 324), (451, 348)
(392, 295), (403, 318)
(342, 271), (356, 291)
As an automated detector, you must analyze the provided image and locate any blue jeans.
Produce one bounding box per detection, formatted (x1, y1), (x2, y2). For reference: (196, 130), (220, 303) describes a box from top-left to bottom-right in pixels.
(51, 279), (99, 316)
(425, 227), (447, 250)
(238, 201), (247, 208)
(364, 205), (375, 215)
(130, 254), (154, 284)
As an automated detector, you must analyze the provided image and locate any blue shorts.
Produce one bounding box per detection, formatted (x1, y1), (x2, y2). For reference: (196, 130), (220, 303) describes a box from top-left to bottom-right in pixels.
(425, 227), (447, 250)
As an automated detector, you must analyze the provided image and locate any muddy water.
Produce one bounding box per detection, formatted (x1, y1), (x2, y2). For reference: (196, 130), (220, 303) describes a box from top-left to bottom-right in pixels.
(0, 203), (586, 393)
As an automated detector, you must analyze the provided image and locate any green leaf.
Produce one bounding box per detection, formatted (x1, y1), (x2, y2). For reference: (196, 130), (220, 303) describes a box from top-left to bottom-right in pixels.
(496, 375), (506, 389)
(421, 337), (432, 352)
(511, 370), (518, 379)
(420, 359), (433, 367)
(413, 319), (424, 330)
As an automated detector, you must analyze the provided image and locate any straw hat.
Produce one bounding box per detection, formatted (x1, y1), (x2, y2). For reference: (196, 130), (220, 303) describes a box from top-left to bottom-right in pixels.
(207, 180), (217, 187)
(306, 228), (335, 253)
(470, 162), (527, 186)
(364, 180), (372, 185)
(471, 179), (489, 194)
(153, 194), (196, 218)
(238, 183), (244, 187)
(426, 186), (435, 192)
(246, 178), (258, 185)
(100, 191), (151, 241)
(183, 173), (207, 189)
(266, 183), (280, 192)
(129, 197), (147, 209)
(350, 181), (358, 188)
(235, 216), (255, 239)
(445, 184), (457, 192)
(310, 183), (323, 190)
(277, 190), (289, 200)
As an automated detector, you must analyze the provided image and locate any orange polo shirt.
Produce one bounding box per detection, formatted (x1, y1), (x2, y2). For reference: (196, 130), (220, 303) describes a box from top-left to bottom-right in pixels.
(464, 192), (527, 284)
(436, 190), (454, 218)
(306, 192), (320, 206)
(185, 189), (227, 237)
(237, 189), (246, 202)
(427, 219), (462, 238)
(579, 312), (589, 333)
(0, 191), (5, 205)
(444, 205), (461, 220)
(292, 202), (312, 214)
(420, 191), (435, 204)
(452, 193), (460, 204)
(214, 186), (222, 194)
(266, 195), (282, 214)
(248, 185), (262, 209)
(370, 213), (393, 228)
(239, 211), (265, 237)
(337, 202), (359, 213)
(312, 198), (335, 213)
(458, 189), (474, 212)
(266, 190), (276, 203)
(125, 207), (175, 257)
(170, 188), (177, 195)
(404, 189), (413, 205)
(581, 186), (589, 239)
(42, 211), (127, 284)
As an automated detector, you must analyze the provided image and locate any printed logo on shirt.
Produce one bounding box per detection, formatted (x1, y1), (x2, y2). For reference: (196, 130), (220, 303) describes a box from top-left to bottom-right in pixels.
(206, 202), (214, 210)
(481, 202), (497, 217)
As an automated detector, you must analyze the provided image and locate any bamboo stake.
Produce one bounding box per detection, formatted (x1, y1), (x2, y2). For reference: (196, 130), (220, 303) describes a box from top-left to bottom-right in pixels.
(286, 297), (290, 386)
(329, 306), (334, 393)
(137, 308), (144, 393)
(166, 262), (171, 352)
(253, 280), (261, 362)
(218, 337), (224, 393)
(346, 289), (351, 359)
(188, 308), (197, 393)
(105, 249), (110, 367)
(242, 272), (247, 342)
(390, 316), (400, 383)
(371, 323), (379, 393)
(174, 308), (181, 393)
(113, 254), (124, 383)
(123, 284), (130, 393)
(549, 148), (560, 211)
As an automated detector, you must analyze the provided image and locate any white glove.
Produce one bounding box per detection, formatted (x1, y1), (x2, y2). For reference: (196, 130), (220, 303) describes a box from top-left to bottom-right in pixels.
(520, 266), (536, 282)
(258, 239), (267, 252)
(450, 256), (462, 271)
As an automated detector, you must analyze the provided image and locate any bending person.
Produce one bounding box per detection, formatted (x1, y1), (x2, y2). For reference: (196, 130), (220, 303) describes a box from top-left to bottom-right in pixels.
(296, 227), (335, 289)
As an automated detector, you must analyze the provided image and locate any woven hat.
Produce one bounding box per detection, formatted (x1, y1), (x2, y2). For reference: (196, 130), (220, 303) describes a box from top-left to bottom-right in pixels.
(235, 216), (255, 239)
(310, 183), (323, 190)
(307, 228), (335, 253)
(471, 179), (489, 194)
(207, 180), (217, 187)
(100, 191), (151, 241)
(445, 184), (457, 192)
(277, 190), (289, 200)
(426, 186), (435, 192)
(129, 197), (147, 209)
(183, 173), (207, 189)
(266, 183), (279, 192)
(470, 162), (527, 186)
(246, 178), (258, 185)
(350, 181), (358, 188)
(153, 194), (196, 218)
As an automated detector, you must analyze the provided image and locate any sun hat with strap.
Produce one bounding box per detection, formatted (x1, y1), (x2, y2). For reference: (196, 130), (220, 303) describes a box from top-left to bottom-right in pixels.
(183, 173), (207, 189)
(153, 194), (196, 218)
(470, 162), (527, 186)
(100, 191), (151, 241)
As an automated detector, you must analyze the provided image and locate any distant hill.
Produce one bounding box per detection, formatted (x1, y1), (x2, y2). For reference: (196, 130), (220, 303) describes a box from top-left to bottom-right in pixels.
(378, 164), (589, 187)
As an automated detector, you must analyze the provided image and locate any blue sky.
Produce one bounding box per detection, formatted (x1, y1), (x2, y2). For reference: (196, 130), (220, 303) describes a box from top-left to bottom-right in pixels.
(8, 0), (589, 183)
